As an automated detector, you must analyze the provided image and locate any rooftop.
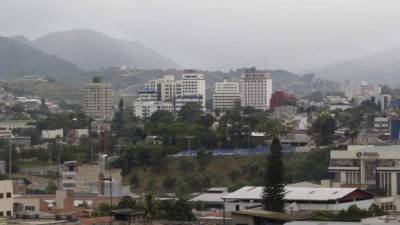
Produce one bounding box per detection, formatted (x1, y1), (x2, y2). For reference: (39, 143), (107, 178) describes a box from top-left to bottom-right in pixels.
(223, 186), (367, 202)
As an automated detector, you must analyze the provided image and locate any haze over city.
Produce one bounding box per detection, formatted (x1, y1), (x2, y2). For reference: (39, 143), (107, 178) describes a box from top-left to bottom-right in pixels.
(1, 0), (400, 72)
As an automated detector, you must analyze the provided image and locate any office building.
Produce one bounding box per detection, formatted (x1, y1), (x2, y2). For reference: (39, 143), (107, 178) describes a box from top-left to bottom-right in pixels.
(212, 79), (241, 110)
(240, 71), (273, 110)
(144, 75), (176, 102)
(0, 180), (13, 217)
(83, 77), (113, 120)
(133, 101), (174, 118)
(344, 81), (381, 104)
(175, 71), (206, 111)
(329, 145), (400, 196)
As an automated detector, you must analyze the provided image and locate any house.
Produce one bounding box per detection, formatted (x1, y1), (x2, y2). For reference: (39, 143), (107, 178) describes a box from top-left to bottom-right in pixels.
(231, 210), (292, 225)
(190, 187), (229, 210)
(41, 129), (63, 139)
(222, 186), (374, 213)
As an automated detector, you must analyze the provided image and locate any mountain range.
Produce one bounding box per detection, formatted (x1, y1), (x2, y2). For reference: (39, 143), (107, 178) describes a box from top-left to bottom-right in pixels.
(0, 29), (180, 79)
(315, 47), (400, 84)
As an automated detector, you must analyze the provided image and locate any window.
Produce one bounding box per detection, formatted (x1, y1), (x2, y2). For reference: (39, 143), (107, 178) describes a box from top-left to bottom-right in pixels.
(235, 205), (240, 211)
(6, 193), (11, 198)
(6, 211), (11, 216)
(25, 206), (35, 211)
(0, 193), (3, 199)
(0, 212), (3, 217)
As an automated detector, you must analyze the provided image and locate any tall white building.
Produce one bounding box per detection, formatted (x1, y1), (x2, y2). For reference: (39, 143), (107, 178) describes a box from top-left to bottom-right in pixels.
(240, 71), (272, 110)
(133, 84), (173, 118)
(145, 75), (176, 102)
(83, 78), (113, 120)
(175, 72), (206, 111)
(213, 79), (240, 110)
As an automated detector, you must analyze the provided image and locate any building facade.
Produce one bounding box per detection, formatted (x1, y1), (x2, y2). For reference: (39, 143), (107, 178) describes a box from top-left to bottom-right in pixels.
(270, 90), (296, 110)
(175, 72), (206, 111)
(0, 180), (13, 217)
(133, 101), (174, 118)
(83, 78), (113, 120)
(212, 79), (241, 110)
(240, 71), (272, 110)
(329, 145), (400, 196)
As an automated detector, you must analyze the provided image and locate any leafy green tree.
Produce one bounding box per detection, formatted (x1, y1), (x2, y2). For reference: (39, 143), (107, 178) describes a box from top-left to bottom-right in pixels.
(309, 112), (336, 147)
(167, 199), (196, 221)
(163, 176), (177, 190)
(144, 193), (157, 219)
(178, 102), (203, 123)
(130, 173), (140, 189)
(196, 149), (213, 171)
(262, 138), (285, 212)
(117, 196), (137, 209)
(149, 110), (174, 123)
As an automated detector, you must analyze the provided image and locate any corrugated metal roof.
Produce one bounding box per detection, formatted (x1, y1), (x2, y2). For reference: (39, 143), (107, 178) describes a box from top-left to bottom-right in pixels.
(223, 186), (359, 201)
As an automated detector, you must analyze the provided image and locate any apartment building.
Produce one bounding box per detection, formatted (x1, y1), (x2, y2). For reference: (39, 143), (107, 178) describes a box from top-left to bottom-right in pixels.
(175, 72), (206, 111)
(61, 161), (122, 195)
(329, 145), (400, 196)
(83, 77), (113, 120)
(344, 81), (381, 104)
(0, 180), (13, 217)
(133, 86), (174, 118)
(145, 75), (176, 102)
(212, 79), (241, 110)
(240, 71), (273, 110)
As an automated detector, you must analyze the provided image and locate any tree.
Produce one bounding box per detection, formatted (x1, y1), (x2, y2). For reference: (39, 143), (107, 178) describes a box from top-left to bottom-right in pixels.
(178, 102), (203, 123)
(262, 138), (285, 212)
(113, 98), (125, 136)
(130, 173), (140, 189)
(149, 110), (174, 123)
(163, 176), (177, 190)
(309, 113), (336, 147)
(117, 196), (137, 209)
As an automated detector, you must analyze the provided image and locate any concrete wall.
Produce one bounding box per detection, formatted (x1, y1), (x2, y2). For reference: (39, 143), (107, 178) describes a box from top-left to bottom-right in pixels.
(0, 180), (13, 217)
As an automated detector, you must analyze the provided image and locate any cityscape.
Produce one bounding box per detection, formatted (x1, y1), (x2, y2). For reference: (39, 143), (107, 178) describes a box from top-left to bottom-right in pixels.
(1, 1), (400, 225)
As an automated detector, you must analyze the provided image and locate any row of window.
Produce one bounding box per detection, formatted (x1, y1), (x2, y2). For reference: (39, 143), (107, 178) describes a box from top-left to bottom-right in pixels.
(0, 211), (11, 217)
(0, 192), (11, 199)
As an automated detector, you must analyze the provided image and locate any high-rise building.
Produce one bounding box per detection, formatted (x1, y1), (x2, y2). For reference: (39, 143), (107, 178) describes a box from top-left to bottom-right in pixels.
(175, 71), (206, 111)
(212, 79), (240, 110)
(83, 77), (113, 120)
(240, 70), (272, 110)
(133, 81), (174, 118)
(145, 75), (176, 102)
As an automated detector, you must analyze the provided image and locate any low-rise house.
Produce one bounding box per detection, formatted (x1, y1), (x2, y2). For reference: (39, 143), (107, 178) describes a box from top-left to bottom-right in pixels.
(190, 187), (229, 210)
(222, 186), (374, 213)
(41, 129), (63, 139)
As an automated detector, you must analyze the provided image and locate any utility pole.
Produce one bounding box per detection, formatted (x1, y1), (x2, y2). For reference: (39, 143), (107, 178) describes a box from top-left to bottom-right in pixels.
(9, 140), (12, 179)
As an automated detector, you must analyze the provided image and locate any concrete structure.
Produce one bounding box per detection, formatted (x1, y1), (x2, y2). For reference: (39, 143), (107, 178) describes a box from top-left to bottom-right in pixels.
(0, 120), (35, 130)
(223, 186), (374, 213)
(270, 91), (296, 111)
(374, 116), (389, 132)
(344, 81), (381, 103)
(212, 79), (241, 110)
(329, 145), (400, 196)
(0, 180), (13, 217)
(133, 101), (173, 118)
(83, 78), (113, 120)
(41, 129), (63, 139)
(190, 187), (229, 210)
(61, 161), (123, 195)
(145, 75), (176, 102)
(175, 71), (206, 111)
(240, 70), (272, 110)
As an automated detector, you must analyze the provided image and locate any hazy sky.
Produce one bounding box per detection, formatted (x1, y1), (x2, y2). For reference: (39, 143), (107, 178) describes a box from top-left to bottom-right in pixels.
(1, 0), (400, 73)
